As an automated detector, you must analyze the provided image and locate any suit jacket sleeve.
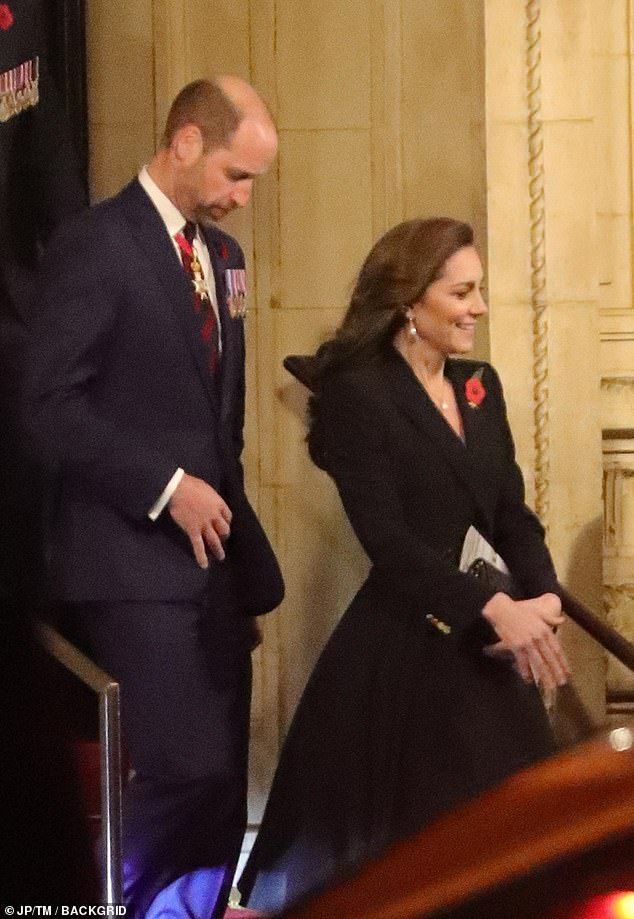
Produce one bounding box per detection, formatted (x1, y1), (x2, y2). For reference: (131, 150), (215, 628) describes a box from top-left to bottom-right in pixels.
(487, 366), (559, 596)
(308, 372), (498, 637)
(23, 216), (177, 521)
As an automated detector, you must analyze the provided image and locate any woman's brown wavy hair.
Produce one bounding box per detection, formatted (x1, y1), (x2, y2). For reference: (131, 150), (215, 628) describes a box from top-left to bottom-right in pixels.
(309, 217), (474, 388)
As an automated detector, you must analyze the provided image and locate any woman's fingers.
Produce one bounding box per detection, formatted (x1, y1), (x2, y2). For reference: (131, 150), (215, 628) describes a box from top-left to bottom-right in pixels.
(483, 596), (571, 687)
(526, 635), (569, 690)
(540, 631), (570, 684)
(527, 646), (559, 693)
(514, 648), (534, 684)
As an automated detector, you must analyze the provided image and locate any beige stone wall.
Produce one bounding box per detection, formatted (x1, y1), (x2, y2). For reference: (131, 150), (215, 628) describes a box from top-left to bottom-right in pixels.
(86, 1), (155, 201)
(401, 1), (489, 356)
(260, 0), (374, 741)
(485, 0), (605, 722)
(86, 0), (620, 826)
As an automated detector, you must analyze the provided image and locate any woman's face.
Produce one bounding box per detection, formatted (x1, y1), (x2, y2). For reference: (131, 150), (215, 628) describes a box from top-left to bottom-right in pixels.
(409, 245), (487, 356)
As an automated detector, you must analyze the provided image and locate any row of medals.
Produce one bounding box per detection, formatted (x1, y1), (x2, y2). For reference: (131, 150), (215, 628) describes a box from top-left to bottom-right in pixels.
(0, 57), (39, 123)
(190, 246), (247, 320)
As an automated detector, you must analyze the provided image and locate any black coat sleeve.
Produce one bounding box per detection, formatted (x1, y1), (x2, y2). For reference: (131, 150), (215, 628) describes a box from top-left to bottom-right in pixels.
(487, 366), (559, 596)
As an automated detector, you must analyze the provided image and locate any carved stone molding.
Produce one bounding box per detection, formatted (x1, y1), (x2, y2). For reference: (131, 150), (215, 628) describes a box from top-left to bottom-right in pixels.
(603, 457), (634, 582)
(602, 376), (634, 392)
(604, 585), (634, 612)
(526, 0), (550, 532)
(603, 433), (634, 695)
(604, 585), (634, 694)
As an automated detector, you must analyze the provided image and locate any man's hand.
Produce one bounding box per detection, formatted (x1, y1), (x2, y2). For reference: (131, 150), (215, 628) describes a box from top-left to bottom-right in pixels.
(169, 472), (232, 567)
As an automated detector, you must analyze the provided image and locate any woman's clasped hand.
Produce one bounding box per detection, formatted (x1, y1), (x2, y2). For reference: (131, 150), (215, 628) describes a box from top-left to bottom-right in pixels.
(482, 591), (570, 693)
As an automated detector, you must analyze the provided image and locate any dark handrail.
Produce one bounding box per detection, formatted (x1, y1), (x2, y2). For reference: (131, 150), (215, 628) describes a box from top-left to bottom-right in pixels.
(37, 622), (123, 905)
(558, 586), (634, 673)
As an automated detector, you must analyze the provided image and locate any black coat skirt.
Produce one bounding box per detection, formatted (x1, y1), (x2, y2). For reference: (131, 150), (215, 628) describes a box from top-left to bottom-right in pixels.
(239, 352), (559, 911)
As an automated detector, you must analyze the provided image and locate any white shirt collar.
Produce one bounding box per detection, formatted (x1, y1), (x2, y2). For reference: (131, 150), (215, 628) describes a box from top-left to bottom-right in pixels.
(138, 166), (188, 240)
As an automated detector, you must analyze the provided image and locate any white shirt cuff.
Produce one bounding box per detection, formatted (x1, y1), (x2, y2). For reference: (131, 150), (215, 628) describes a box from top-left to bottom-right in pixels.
(148, 467), (185, 521)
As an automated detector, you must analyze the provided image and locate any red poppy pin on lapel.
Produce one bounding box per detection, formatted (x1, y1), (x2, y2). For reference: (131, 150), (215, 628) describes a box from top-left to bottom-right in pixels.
(0, 4), (14, 29)
(465, 368), (486, 408)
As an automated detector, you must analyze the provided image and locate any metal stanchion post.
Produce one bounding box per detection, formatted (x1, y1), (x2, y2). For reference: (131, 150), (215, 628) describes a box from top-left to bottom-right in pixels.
(100, 682), (123, 905)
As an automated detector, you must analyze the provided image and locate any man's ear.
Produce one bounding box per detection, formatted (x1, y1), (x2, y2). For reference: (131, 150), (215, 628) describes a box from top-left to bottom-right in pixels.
(172, 124), (204, 166)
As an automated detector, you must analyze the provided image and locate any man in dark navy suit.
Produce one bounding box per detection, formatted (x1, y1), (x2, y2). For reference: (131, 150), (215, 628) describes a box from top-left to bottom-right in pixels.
(25, 76), (284, 918)
(0, 0), (84, 604)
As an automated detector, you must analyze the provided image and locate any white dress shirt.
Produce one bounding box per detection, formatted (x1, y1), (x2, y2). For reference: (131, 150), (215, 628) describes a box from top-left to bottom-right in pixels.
(138, 166), (222, 520)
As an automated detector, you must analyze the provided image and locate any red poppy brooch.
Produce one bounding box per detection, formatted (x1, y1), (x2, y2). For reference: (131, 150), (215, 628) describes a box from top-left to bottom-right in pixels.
(465, 368), (486, 408)
(0, 4), (14, 30)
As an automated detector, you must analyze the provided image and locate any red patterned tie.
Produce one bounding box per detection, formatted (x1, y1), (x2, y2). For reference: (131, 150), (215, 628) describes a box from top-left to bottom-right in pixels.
(174, 221), (220, 373)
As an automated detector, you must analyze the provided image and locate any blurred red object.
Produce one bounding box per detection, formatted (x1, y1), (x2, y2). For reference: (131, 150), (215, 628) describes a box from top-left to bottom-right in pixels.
(561, 893), (634, 919)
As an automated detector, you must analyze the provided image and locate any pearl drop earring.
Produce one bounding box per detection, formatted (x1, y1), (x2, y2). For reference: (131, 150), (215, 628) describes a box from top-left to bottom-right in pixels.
(407, 314), (418, 340)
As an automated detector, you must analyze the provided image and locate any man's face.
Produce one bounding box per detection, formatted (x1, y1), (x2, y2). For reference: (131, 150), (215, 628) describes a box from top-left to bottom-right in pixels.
(176, 117), (277, 225)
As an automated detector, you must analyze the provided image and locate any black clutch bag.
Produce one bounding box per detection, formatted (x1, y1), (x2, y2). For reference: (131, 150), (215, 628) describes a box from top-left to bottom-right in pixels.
(467, 559), (528, 667)
(467, 557), (524, 600)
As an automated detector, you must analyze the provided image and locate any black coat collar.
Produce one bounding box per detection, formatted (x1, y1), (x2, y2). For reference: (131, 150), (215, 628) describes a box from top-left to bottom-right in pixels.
(381, 347), (496, 533)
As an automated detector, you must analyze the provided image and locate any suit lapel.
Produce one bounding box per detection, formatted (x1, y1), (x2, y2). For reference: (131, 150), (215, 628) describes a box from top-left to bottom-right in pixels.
(203, 227), (240, 426)
(446, 358), (484, 450)
(383, 349), (494, 529)
(116, 180), (220, 412)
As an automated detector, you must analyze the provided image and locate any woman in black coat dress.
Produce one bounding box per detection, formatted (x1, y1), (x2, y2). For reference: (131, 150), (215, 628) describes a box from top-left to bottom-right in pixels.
(239, 217), (569, 912)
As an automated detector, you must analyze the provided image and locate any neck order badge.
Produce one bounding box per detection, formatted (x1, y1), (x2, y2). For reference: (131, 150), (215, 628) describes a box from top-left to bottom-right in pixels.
(175, 222), (220, 373)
